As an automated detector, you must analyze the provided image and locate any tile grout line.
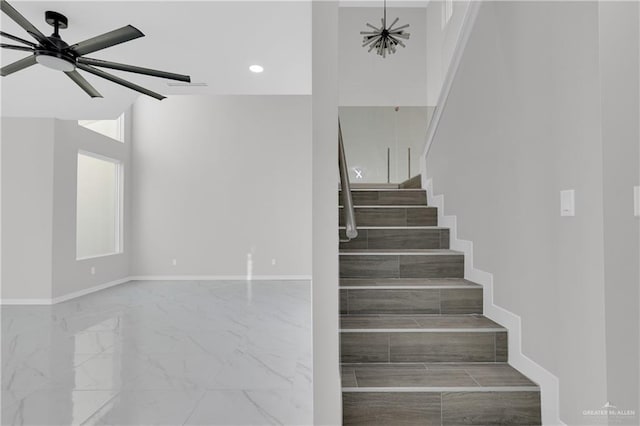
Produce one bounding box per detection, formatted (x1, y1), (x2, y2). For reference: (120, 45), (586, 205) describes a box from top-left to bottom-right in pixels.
(440, 390), (443, 426)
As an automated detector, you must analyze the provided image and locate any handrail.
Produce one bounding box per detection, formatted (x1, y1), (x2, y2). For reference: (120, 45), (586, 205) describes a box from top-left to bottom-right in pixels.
(338, 119), (358, 240)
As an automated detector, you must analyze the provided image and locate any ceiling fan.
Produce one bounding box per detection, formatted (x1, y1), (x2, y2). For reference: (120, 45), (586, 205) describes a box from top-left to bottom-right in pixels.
(0, 0), (191, 100)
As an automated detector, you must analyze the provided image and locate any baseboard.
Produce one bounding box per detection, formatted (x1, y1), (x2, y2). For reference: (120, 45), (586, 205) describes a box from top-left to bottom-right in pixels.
(51, 277), (131, 304)
(1, 277), (130, 305)
(0, 298), (52, 305)
(425, 178), (564, 426)
(129, 275), (312, 281)
(1, 275), (313, 306)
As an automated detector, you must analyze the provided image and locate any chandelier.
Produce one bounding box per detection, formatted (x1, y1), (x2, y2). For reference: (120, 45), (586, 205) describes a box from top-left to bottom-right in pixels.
(360, 0), (410, 58)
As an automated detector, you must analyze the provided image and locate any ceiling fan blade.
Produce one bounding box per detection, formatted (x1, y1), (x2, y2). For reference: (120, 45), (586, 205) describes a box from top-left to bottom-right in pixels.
(65, 70), (102, 98)
(77, 57), (190, 82)
(1, 43), (33, 52)
(1, 31), (36, 47)
(0, 0), (56, 48)
(69, 25), (144, 56)
(1, 54), (36, 76)
(76, 63), (165, 100)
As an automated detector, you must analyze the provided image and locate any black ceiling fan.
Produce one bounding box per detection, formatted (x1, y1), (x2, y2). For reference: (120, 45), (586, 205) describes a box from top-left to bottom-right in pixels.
(0, 0), (191, 100)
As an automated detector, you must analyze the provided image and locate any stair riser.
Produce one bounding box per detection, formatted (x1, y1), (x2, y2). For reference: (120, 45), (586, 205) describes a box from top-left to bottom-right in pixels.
(339, 255), (464, 279)
(339, 208), (437, 227)
(340, 288), (483, 315)
(340, 331), (507, 363)
(340, 228), (450, 250)
(343, 391), (541, 425)
(339, 190), (427, 206)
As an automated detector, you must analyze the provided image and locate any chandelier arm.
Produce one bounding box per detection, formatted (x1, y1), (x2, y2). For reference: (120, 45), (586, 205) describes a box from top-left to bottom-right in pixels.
(363, 37), (379, 48)
(390, 23), (410, 32)
(366, 23), (381, 31)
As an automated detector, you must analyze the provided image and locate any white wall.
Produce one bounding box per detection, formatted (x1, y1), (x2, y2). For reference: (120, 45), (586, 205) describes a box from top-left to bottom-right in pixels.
(599, 2), (640, 420)
(52, 120), (131, 299)
(130, 95), (311, 278)
(425, 2), (610, 424)
(1, 117), (131, 301)
(426, 0), (471, 106)
(339, 7), (427, 106)
(312, 2), (341, 422)
(339, 106), (431, 183)
(1, 118), (54, 301)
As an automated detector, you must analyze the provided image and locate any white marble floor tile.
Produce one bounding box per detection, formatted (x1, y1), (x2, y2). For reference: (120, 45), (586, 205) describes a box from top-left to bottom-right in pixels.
(121, 353), (224, 391)
(243, 390), (313, 425)
(184, 390), (313, 426)
(1, 389), (118, 426)
(81, 389), (204, 425)
(2, 280), (313, 424)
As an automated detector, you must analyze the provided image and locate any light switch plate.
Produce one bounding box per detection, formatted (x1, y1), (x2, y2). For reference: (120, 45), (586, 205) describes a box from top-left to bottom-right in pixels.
(560, 189), (575, 217)
(634, 186), (639, 217)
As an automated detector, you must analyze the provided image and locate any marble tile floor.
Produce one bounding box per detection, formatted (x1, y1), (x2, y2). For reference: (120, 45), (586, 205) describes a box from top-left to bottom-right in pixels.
(1, 280), (313, 425)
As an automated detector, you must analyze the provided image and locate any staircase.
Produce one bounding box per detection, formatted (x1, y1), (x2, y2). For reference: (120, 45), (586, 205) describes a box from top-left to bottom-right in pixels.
(339, 181), (542, 425)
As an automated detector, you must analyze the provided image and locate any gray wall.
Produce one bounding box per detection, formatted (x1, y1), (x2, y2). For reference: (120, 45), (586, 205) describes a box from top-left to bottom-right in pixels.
(1, 117), (131, 301)
(599, 2), (640, 421)
(52, 120), (131, 299)
(425, 2), (618, 424)
(426, 0), (471, 107)
(130, 95), (312, 278)
(1, 118), (55, 300)
(312, 2), (341, 423)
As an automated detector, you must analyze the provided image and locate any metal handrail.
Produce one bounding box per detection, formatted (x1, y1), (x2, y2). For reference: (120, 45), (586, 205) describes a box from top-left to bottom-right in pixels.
(338, 119), (358, 240)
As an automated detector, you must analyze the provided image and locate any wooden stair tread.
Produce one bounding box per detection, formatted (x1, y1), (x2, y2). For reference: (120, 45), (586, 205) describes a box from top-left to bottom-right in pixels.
(340, 249), (463, 255)
(340, 278), (480, 289)
(341, 362), (538, 390)
(340, 314), (504, 331)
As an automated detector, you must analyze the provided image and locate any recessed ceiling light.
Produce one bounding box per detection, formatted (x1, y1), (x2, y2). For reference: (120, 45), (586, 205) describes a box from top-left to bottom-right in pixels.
(249, 65), (264, 73)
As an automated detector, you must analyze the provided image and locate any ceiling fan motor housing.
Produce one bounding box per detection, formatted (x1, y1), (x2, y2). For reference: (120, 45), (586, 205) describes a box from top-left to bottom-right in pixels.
(35, 49), (75, 71)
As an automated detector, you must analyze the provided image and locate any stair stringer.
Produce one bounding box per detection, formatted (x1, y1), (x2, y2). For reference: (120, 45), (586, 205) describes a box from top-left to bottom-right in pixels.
(424, 177), (565, 426)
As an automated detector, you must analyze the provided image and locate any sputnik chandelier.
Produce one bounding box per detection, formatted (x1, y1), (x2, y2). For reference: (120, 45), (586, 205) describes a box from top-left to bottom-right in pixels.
(360, 0), (410, 58)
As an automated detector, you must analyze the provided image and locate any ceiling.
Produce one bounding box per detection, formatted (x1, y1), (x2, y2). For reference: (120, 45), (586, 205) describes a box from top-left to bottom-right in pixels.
(0, 1), (311, 119)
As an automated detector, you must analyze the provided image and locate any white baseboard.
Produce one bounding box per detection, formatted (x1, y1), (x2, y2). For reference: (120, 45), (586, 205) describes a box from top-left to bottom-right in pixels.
(52, 278), (131, 304)
(129, 275), (312, 281)
(1, 277), (130, 306)
(425, 178), (564, 426)
(0, 298), (52, 305)
(1, 275), (312, 306)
